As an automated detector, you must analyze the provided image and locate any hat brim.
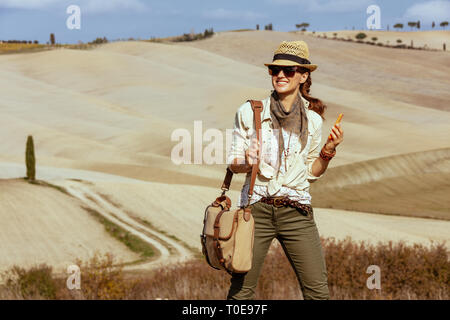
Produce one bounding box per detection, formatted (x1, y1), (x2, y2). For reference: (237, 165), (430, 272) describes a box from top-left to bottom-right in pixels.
(264, 59), (317, 72)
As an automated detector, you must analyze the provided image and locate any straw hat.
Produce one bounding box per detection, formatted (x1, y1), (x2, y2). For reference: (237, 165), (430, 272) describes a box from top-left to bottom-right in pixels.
(264, 40), (317, 72)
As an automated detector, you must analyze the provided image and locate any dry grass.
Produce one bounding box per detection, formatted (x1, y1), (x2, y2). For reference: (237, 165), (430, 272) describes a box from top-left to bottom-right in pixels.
(1, 264), (58, 299)
(68, 252), (138, 299)
(63, 43), (98, 50)
(0, 43), (50, 54)
(0, 42), (106, 54)
(1, 237), (447, 300)
(323, 238), (449, 300)
(129, 238), (448, 300)
(1, 253), (136, 300)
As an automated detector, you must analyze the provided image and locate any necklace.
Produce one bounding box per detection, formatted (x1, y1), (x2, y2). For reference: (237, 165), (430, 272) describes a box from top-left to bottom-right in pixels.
(283, 131), (292, 172)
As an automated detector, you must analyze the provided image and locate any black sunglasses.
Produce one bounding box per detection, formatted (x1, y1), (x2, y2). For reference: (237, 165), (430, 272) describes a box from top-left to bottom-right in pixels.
(268, 65), (299, 77)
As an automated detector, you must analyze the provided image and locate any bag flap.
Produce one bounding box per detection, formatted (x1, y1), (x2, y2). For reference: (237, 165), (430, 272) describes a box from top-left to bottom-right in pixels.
(204, 208), (237, 240)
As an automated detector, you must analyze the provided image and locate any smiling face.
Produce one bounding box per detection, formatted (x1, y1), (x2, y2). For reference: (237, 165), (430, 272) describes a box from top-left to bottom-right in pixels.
(269, 65), (309, 96)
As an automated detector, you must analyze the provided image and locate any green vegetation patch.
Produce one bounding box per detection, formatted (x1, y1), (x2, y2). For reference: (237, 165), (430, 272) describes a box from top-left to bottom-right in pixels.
(130, 214), (200, 256)
(24, 178), (72, 197)
(83, 207), (154, 259)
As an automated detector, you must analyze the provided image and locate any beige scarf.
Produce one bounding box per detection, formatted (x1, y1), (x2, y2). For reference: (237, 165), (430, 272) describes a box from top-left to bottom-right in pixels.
(270, 90), (309, 177)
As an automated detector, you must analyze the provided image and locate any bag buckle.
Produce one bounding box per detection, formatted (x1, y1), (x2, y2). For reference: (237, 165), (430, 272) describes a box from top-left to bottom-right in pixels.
(221, 188), (228, 196)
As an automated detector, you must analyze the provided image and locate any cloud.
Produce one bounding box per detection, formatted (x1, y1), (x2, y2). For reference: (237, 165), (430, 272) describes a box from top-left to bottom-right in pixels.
(0, 0), (59, 9)
(403, 0), (450, 24)
(203, 8), (266, 21)
(82, 0), (149, 14)
(266, 0), (373, 13)
(0, 0), (149, 13)
(308, 0), (373, 13)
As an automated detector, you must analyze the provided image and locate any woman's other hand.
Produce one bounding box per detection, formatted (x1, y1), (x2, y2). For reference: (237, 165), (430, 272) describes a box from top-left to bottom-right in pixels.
(230, 138), (260, 173)
(246, 137), (260, 165)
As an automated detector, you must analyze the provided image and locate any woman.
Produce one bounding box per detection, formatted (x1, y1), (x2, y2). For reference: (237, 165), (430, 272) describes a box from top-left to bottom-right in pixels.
(227, 40), (344, 300)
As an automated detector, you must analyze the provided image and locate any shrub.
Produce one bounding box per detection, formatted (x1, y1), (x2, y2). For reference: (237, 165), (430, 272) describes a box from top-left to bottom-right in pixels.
(203, 28), (214, 38)
(2, 238), (447, 300)
(129, 238), (450, 300)
(394, 23), (403, 30)
(355, 32), (367, 40)
(323, 238), (449, 299)
(3, 264), (58, 299)
(408, 22), (417, 30)
(73, 252), (137, 300)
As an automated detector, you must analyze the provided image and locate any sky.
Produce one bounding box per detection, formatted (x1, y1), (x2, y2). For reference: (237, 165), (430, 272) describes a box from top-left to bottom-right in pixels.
(0, 0), (449, 43)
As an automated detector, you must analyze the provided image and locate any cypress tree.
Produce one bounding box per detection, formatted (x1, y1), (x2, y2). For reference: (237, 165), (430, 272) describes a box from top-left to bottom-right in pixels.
(26, 135), (36, 181)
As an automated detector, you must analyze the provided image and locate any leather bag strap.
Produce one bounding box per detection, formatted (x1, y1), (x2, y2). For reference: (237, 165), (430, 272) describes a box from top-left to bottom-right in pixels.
(221, 167), (234, 192)
(221, 100), (263, 206)
(247, 100), (263, 202)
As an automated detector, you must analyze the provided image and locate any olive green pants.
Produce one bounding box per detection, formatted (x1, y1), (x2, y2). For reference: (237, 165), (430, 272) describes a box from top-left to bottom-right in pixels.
(227, 201), (330, 300)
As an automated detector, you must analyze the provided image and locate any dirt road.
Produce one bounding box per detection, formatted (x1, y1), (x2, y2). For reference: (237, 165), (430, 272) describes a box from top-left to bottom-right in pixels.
(53, 179), (193, 271)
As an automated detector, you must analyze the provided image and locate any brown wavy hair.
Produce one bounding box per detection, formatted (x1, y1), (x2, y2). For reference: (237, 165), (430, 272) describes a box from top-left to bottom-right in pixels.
(298, 67), (327, 121)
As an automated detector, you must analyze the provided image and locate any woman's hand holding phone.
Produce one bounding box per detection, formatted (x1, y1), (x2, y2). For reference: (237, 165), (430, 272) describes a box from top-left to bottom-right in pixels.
(324, 113), (344, 152)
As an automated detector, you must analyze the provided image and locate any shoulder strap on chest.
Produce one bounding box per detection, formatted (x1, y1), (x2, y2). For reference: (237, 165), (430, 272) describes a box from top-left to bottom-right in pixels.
(221, 100), (263, 206)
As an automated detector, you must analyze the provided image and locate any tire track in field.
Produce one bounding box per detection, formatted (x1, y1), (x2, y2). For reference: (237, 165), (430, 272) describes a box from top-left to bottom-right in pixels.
(57, 180), (193, 271)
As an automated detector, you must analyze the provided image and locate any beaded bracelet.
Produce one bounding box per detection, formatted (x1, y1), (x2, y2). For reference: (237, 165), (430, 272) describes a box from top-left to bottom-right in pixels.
(319, 144), (336, 161)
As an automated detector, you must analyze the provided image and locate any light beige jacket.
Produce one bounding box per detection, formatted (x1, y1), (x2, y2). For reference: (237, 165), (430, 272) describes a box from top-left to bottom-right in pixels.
(227, 94), (324, 195)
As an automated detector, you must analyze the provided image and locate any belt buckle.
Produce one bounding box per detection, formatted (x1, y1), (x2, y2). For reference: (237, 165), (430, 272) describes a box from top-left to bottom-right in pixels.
(273, 198), (284, 207)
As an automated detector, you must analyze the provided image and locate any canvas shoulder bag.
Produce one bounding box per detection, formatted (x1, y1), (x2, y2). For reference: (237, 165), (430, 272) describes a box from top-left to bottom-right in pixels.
(200, 100), (263, 274)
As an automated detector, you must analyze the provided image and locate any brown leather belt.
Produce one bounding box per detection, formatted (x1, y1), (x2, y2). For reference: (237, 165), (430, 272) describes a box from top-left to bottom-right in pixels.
(259, 196), (313, 216)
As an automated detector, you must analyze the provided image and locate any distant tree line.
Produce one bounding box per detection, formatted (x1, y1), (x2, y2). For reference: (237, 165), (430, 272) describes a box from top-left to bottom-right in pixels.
(393, 20), (448, 31)
(256, 21), (311, 32)
(264, 23), (273, 31)
(0, 40), (39, 44)
(254, 23), (276, 31)
(312, 30), (444, 51)
(89, 37), (109, 44)
(172, 28), (214, 42)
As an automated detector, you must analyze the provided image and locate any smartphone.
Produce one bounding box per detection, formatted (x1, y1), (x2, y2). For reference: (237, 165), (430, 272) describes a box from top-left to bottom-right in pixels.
(329, 113), (343, 140)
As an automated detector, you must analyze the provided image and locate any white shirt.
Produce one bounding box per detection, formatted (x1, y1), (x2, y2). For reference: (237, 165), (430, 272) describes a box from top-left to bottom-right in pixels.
(227, 94), (324, 207)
